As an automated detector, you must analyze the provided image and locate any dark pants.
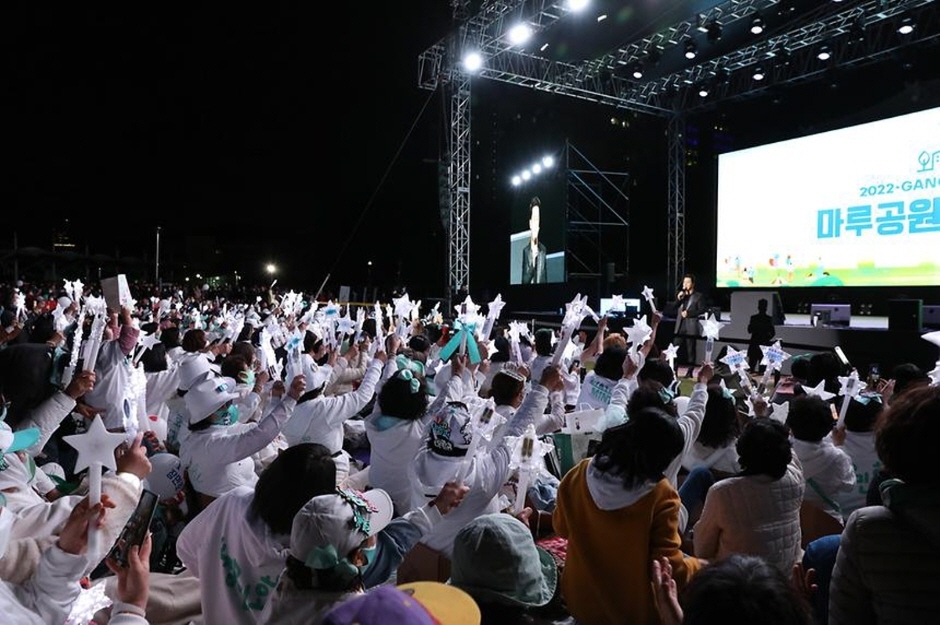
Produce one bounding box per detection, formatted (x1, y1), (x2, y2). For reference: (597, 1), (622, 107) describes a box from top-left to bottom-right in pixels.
(673, 319), (699, 367)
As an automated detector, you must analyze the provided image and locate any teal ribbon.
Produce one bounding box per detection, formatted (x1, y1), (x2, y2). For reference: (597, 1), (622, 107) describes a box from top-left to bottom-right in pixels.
(398, 369), (421, 393)
(658, 386), (676, 404)
(306, 544), (341, 569)
(438, 321), (481, 364)
(721, 386), (735, 401)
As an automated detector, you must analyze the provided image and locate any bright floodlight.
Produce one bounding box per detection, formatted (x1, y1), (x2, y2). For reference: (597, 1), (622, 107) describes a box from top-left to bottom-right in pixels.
(542, 155), (555, 168)
(265, 263), (277, 275)
(511, 175), (523, 186)
(568, 0), (590, 12)
(522, 170), (532, 181)
(508, 23), (532, 45)
(462, 51), (484, 72)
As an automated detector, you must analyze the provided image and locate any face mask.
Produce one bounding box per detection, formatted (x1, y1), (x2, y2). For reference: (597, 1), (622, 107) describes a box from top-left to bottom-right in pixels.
(359, 545), (377, 570)
(210, 404), (238, 426)
(240, 370), (256, 388)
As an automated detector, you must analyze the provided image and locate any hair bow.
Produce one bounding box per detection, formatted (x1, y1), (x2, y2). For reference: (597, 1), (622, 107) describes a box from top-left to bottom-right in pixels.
(854, 393), (883, 406)
(398, 369), (420, 394)
(658, 386), (676, 404)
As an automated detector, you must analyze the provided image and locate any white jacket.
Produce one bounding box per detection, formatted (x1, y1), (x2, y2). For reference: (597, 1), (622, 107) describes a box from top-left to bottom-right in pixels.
(180, 396), (297, 498)
(177, 486), (288, 625)
(791, 435), (856, 522)
(0, 544), (91, 625)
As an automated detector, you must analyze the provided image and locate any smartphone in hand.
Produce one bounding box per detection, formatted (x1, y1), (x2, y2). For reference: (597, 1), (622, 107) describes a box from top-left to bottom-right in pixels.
(107, 489), (158, 568)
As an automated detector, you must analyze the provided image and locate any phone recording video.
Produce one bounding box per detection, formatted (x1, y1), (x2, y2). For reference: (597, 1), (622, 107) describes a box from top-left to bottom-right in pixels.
(108, 489), (158, 568)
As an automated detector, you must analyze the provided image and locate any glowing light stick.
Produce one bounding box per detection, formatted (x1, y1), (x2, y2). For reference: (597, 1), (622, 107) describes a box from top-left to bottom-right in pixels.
(480, 294), (506, 343)
(836, 370), (865, 428)
(642, 285), (658, 314)
(62, 417), (124, 560)
(758, 340), (791, 391)
(455, 399), (502, 484)
(700, 313), (724, 365)
(508, 423), (551, 514)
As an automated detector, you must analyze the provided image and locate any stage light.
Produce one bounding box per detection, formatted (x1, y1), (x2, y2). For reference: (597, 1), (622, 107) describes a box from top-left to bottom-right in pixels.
(630, 60), (643, 79)
(752, 65), (765, 81)
(462, 51), (483, 72)
(698, 84), (709, 98)
(508, 23), (532, 46)
(706, 20), (722, 44)
(567, 0), (589, 13)
(522, 170), (532, 181)
(540, 42), (549, 52)
(817, 44), (832, 61)
(511, 175), (522, 186)
(684, 38), (698, 60)
(750, 13), (765, 35)
(542, 155), (555, 167)
(897, 16), (914, 35)
(610, 117), (618, 125)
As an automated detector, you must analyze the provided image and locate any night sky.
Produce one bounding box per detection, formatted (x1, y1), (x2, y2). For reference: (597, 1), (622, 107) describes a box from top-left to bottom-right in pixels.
(5, 2), (939, 309)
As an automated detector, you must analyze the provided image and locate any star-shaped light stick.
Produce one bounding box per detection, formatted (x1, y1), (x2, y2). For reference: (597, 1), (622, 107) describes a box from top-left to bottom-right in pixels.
(371, 302), (384, 356)
(804, 379), (836, 402)
(625, 315), (653, 357)
(662, 343), (679, 372)
(352, 307), (366, 343)
(507, 320), (529, 364)
(132, 332), (162, 366)
(641, 285), (658, 314)
(720, 346), (756, 397)
(508, 423), (553, 514)
(836, 370), (866, 428)
(700, 313), (724, 364)
(758, 340), (791, 392)
(81, 296), (109, 373)
(479, 294), (506, 343)
(62, 417), (125, 558)
(610, 295), (626, 312)
(553, 294), (591, 366)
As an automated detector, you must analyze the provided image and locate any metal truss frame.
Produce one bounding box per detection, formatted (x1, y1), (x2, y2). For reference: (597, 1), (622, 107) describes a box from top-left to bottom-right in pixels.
(420, 0), (940, 301)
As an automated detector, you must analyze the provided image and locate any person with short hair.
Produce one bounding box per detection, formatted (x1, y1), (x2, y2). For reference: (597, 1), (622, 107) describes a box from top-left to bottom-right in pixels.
(692, 419), (804, 575)
(829, 384), (940, 623)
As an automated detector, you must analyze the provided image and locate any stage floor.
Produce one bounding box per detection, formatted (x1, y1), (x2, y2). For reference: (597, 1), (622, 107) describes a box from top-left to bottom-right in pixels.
(722, 312), (890, 330)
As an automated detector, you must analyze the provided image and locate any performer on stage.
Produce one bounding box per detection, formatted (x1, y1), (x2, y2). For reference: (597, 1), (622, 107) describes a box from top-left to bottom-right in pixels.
(672, 273), (707, 377)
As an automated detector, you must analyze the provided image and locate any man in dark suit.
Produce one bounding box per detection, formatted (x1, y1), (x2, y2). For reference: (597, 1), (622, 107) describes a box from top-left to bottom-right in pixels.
(672, 273), (706, 377)
(521, 197), (547, 284)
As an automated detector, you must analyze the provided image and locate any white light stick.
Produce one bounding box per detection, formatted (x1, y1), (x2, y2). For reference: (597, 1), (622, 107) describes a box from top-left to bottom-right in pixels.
(62, 417), (124, 561)
(132, 332), (162, 367)
(61, 305), (87, 388)
(758, 340), (791, 391)
(508, 321), (527, 365)
(81, 297), (109, 373)
(508, 423), (550, 514)
(553, 294), (590, 366)
(284, 331), (305, 384)
(720, 346), (757, 398)
(642, 285), (658, 314)
(662, 343), (679, 373)
(455, 399), (501, 484)
(371, 302), (384, 357)
(353, 307), (366, 343)
(625, 315), (652, 357)
(480, 294), (506, 343)
(836, 370), (865, 428)
(700, 314), (724, 364)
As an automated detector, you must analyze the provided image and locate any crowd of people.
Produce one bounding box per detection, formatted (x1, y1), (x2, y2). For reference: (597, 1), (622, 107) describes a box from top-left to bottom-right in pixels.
(0, 277), (938, 624)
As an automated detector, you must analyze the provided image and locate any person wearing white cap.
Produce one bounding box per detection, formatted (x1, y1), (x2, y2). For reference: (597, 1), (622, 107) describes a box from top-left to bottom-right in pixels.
(179, 373), (305, 509)
(281, 342), (387, 486)
(261, 484), (464, 625)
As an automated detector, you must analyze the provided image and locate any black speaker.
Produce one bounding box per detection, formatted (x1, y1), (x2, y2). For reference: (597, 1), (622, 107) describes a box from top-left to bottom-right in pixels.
(888, 299), (922, 331)
(605, 262), (616, 283)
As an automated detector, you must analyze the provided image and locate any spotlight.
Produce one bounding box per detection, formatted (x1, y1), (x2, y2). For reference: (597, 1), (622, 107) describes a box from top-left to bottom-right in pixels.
(750, 13), (765, 35)
(507, 23), (532, 46)
(897, 16), (914, 35)
(630, 60), (643, 79)
(684, 39), (698, 60)
(462, 51), (484, 72)
(706, 20), (722, 44)
(752, 65), (765, 81)
(817, 44), (832, 61)
(698, 84), (709, 98)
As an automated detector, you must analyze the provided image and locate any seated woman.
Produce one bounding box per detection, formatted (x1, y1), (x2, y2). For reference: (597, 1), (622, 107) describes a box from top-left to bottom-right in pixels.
(553, 407), (703, 625)
(179, 374), (304, 509)
(692, 419), (804, 575)
(829, 384), (940, 623)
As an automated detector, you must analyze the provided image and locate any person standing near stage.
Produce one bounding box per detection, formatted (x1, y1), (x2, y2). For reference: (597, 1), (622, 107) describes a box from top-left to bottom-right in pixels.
(521, 197), (547, 284)
(672, 273), (706, 378)
(747, 298), (776, 373)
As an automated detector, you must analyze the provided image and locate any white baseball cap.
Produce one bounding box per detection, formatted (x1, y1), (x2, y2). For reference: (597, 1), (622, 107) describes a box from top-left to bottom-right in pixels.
(291, 488), (394, 567)
(185, 376), (240, 424)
